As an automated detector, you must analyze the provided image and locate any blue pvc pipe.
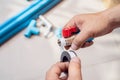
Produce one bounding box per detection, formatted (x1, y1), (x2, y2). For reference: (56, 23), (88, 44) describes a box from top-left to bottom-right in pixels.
(0, 0), (53, 38)
(24, 20), (40, 38)
(0, 0), (41, 30)
(0, 0), (61, 44)
(0, 20), (30, 44)
(34, 0), (61, 17)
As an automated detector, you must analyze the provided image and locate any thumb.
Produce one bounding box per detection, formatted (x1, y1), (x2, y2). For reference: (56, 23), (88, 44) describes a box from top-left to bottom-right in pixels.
(68, 57), (82, 80)
(71, 29), (92, 50)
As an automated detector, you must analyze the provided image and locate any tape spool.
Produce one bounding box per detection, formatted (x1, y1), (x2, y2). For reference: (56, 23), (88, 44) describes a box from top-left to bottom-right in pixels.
(60, 50), (77, 62)
(60, 50), (77, 74)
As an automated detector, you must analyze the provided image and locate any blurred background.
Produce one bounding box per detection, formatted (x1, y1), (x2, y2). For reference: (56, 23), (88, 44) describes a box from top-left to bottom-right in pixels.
(0, 0), (120, 80)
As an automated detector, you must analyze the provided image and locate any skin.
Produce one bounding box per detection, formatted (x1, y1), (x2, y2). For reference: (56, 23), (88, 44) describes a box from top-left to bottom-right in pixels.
(46, 4), (120, 80)
(46, 57), (82, 80)
(64, 4), (120, 50)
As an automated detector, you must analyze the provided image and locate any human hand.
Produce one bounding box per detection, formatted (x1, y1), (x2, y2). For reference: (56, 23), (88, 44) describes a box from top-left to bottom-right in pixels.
(63, 12), (116, 50)
(46, 57), (82, 80)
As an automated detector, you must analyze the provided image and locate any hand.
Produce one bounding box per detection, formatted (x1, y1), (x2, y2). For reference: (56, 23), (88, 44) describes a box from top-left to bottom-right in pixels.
(46, 57), (82, 80)
(64, 12), (115, 50)
(64, 4), (120, 50)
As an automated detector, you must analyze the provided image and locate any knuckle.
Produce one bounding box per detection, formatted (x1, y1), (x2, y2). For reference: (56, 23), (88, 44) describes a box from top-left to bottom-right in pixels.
(73, 14), (80, 20)
(53, 62), (60, 67)
(73, 38), (82, 48)
(86, 29), (95, 37)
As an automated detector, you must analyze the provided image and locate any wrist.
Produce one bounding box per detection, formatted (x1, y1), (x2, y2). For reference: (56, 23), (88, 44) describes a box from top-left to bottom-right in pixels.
(102, 5), (120, 29)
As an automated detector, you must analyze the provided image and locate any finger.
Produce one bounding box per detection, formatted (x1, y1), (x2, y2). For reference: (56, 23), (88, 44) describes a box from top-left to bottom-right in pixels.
(64, 45), (71, 50)
(63, 16), (76, 29)
(63, 15), (83, 29)
(46, 62), (69, 80)
(81, 41), (93, 48)
(64, 41), (93, 49)
(68, 57), (82, 80)
(71, 29), (93, 50)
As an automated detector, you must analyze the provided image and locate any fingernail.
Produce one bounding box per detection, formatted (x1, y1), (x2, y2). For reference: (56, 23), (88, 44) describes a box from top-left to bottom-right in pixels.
(71, 57), (80, 63)
(71, 43), (78, 50)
